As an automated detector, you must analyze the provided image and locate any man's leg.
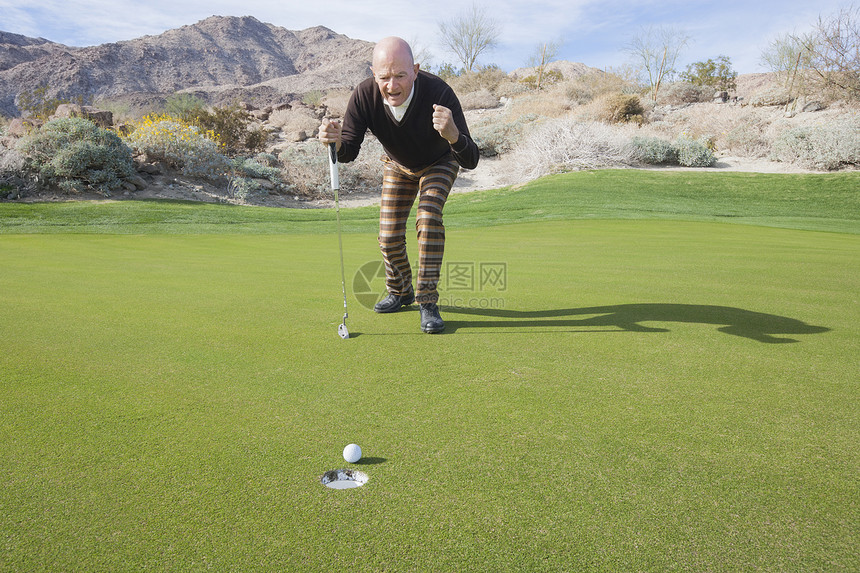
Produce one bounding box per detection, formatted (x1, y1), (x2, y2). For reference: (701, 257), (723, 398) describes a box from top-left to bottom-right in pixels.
(377, 161), (419, 309)
(415, 159), (459, 314)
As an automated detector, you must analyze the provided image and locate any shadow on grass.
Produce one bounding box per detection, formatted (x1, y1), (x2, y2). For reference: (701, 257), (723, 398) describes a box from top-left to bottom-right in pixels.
(442, 303), (830, 343)
(355, 457), (387, 465)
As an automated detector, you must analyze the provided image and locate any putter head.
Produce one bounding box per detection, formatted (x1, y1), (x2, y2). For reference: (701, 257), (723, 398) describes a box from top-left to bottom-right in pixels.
(338, 323), (349, 339)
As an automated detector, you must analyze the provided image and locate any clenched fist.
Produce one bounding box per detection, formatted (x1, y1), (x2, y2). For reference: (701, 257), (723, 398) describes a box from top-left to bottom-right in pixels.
(432, 104), (460, 144)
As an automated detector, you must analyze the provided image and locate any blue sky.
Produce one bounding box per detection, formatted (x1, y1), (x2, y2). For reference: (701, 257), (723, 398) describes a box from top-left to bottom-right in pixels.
(0, 0), (850, 74)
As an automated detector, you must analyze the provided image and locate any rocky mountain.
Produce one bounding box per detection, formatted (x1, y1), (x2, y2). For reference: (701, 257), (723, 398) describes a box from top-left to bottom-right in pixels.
(0, 16), (374, 117)
(0, 32), (76, 72)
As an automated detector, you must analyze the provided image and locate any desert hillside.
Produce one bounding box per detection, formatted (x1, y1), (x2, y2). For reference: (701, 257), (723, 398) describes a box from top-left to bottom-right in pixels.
(0, 16), (374, 117)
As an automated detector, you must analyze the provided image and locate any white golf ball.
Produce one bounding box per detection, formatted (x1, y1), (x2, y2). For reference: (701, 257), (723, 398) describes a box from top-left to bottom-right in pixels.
(343, 443), (362, 463)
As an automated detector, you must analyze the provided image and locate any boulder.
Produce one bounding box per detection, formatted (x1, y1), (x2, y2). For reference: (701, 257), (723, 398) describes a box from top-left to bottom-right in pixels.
(53, 103), (84, 118)
(50, 104), (113, 127)
(128, 175), (148, 189)
(81, 106), (113, 127)
(6, 118), (37, 137)
(802, 101), (825, 113)
(137, 163), (162, 175)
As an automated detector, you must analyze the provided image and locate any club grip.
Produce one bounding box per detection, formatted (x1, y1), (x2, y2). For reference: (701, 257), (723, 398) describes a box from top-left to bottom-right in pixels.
(328, 142), (339, 190)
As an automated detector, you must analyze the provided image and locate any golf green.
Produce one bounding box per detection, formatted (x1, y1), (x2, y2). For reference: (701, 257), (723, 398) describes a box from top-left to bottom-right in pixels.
(1, 216), (857, 570)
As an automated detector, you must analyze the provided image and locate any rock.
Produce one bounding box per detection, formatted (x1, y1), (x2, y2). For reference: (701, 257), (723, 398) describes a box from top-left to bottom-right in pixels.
(253, 178), (276, 191)
(289, 130), (308, 142)
(81, 106), (113, 127)
(802, 101), (824, 113)
(53, 103), (84, 118)
(7, 118), (37, 137)
(50, 104), (113, 127)
(138, 163), (162, 175)
(128, 175), (147, 189)
(122, 181), (137, 192)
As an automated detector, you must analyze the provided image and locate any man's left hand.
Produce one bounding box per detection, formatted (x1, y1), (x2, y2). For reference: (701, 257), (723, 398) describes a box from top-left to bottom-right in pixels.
(432, 104), (460, 145)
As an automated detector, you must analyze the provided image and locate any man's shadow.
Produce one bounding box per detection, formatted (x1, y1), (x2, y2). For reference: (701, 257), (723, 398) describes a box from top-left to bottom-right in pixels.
(443, 303), (830, 343)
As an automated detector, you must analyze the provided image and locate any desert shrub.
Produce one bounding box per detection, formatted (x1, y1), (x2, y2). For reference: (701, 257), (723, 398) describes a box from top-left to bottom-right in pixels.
(460, 89), (500, 111)
(16, 86), (62, 120)
(448, 65), (509, 95)
(226, 176), (257, 201)
(675, 135), (717, 167)
(221, 156), (289, 202)
(0, 148), (28, 196)
(594, 93), (645, 125)
(749, 86), (792, 107)
(268, 106), (320, 136)
(722, 120), (771, 158)
(253, 152), (279, 167)
(164, 93), (206, 121)
(321, 90), (352, 118)
(770, 117), (860, 170)
(680, 56), (738, 93)
(471, 114), (540, 156)
(662, 82), (714, 104)
(232, 156), (282, 182)
(15, 117), (135, 194)
(564, 71), (632, 105)
(190, 104), (268, 154)
(302, 90), (325, 107)
(508, 89), (571, 118)
(278, 137), (384, 197)
(123, 114), (230, 179)
(629, 136), (678, 164)
(519, 70), (564, 90)
(506, 120), (637, 181)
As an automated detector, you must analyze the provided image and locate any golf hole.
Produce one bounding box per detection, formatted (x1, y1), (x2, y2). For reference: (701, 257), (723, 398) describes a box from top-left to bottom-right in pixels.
(321, 469), (368, 490)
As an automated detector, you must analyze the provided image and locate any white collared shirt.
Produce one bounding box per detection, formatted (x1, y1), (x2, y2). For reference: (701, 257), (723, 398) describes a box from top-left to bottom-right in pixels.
(385, 83), (416, 122)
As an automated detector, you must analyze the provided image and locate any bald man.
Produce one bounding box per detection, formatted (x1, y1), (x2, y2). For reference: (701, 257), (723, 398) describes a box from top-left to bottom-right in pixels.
(319, 37), (479, 334)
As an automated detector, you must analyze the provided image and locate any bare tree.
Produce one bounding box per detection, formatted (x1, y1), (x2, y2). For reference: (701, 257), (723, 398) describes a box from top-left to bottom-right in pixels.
(806, 4), (860, 101)
(761, 32), (815, 101)
(409, 36), (435, 71)
(627, 25), (691, 102)
(526, 40), (561, 90)
(438, 2), (501, 73)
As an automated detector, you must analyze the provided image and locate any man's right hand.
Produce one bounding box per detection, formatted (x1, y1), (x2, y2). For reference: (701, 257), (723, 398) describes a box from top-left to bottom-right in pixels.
(318, 118), (342, 150)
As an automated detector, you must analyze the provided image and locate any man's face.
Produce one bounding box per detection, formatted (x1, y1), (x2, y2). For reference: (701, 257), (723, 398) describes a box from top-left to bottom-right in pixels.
(372, 52), (419, 108)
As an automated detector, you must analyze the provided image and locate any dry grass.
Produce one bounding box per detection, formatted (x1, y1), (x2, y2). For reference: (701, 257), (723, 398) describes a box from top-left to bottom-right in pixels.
(268, 106), (319, 136)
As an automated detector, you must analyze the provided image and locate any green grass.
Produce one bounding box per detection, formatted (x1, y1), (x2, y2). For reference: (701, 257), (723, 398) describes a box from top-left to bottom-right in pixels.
(1, 170), (858, 234)
(1, 171), (858, 570)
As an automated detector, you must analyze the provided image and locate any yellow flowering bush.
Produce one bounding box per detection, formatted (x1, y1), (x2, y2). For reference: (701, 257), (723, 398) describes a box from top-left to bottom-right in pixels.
(123, 114), (230, 178)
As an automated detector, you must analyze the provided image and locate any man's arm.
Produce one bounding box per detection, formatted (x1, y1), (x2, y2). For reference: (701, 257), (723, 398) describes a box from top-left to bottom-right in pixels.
(318, 85), (368, 163)
(433, 103), (479, 170)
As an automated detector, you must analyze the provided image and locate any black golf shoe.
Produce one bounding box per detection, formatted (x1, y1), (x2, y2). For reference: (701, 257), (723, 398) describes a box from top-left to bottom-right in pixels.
(373, 290), (415, 313)
(420, 303), (445, 334)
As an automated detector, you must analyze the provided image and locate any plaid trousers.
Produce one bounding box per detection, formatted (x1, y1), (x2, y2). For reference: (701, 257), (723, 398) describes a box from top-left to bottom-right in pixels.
(378, 155), (460, 304)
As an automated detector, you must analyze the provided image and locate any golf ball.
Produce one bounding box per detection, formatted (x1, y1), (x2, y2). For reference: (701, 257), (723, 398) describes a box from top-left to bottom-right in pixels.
(343, 443), (362, 463)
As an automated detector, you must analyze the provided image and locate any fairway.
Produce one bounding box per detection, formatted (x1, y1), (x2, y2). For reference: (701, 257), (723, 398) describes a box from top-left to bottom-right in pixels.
(1, 173), (858, 570)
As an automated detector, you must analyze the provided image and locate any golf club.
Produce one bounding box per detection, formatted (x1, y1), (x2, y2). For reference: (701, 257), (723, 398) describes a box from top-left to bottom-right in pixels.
(328, 141), (350, 339)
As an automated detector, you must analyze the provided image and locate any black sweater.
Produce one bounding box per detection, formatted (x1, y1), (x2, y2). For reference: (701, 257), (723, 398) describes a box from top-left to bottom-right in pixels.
(337, 70), (480, 171)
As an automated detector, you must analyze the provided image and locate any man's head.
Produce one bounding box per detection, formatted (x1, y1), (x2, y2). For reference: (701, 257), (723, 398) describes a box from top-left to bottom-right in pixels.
(371, 37), (419, 107)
